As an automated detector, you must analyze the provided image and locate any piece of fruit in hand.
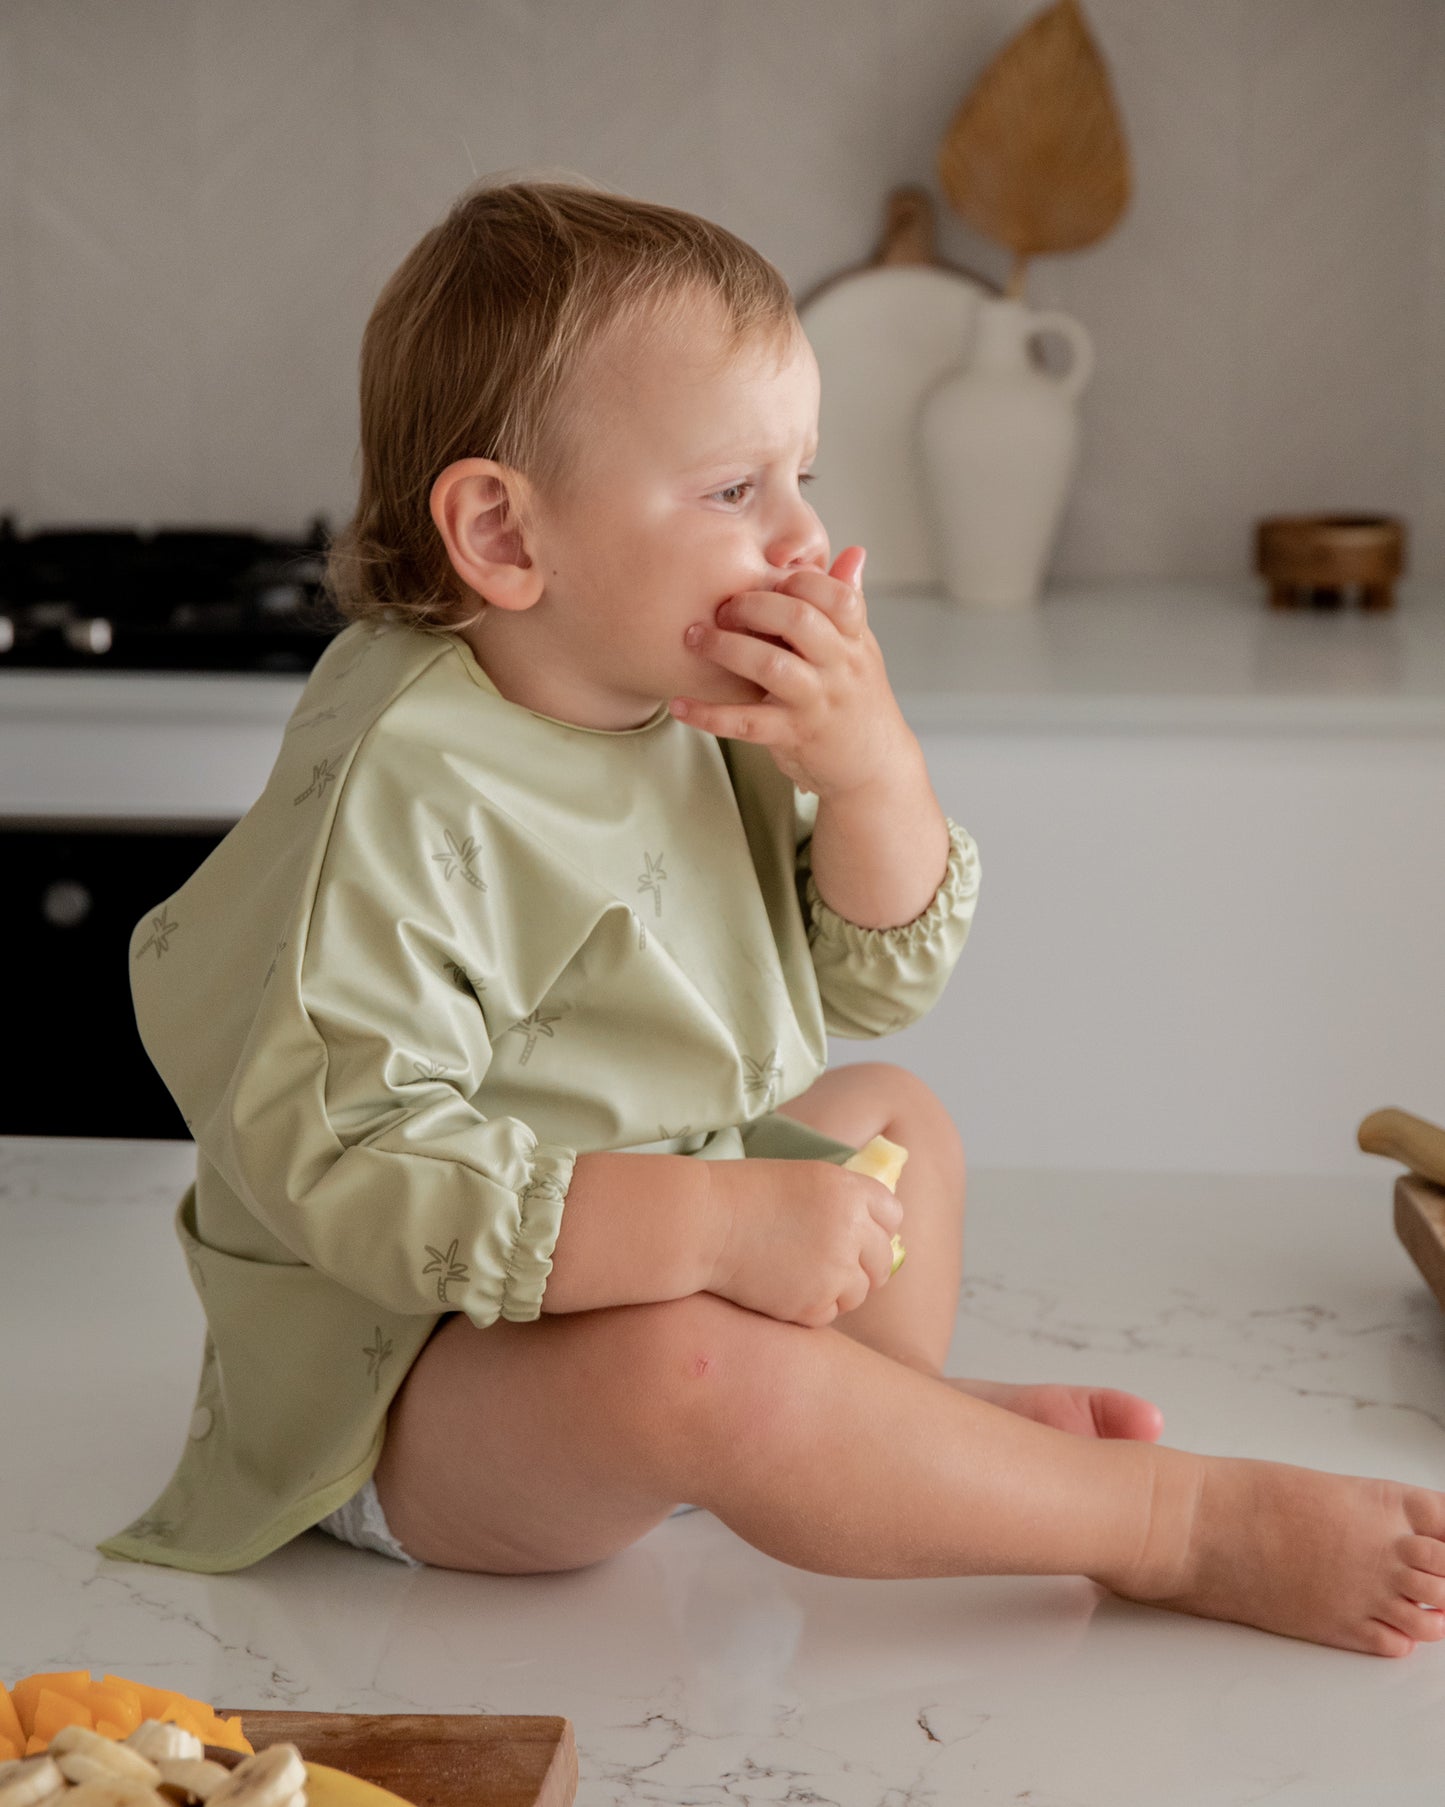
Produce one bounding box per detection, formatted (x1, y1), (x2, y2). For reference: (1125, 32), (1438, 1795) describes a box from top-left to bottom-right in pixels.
(842, 1134), (909, 1273)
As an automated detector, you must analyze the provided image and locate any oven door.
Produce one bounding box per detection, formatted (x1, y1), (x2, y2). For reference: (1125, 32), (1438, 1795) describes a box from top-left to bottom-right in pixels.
(1, 818), (233, 1138)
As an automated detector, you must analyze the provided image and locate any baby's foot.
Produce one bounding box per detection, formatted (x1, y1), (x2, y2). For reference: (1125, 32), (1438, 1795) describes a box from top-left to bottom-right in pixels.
(1107, 1448), (1445, 1658)
(945, 1376), (1164, 1442)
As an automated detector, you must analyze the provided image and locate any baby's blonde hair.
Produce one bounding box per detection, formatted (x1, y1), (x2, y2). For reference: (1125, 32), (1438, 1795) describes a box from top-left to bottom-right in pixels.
(323, 172), (799, 634)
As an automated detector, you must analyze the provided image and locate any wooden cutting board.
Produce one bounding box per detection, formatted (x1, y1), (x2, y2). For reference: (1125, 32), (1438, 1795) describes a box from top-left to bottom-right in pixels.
(218, 1712), (575, 1807)
(1394, 1171), (1445, 1312)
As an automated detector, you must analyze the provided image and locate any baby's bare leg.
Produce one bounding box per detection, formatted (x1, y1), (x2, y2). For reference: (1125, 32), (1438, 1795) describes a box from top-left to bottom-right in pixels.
(373, 1292), (1445, 1657)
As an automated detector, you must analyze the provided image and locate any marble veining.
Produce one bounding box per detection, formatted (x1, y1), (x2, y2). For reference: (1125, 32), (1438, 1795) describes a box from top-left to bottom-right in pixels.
(4, 1136), (1445, 1806)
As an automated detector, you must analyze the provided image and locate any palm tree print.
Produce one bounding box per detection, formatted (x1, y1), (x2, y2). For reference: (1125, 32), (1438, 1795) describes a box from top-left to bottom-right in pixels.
(744, 1048), (783, 1112)
(637, 851), (668, 916)
(264, 938), (288, 987)
(632, 911), (647, 952)
(134, 907), (179, 960)
(411, 1057), (449, 1081)
(362, 1327), (394, 1393)
(294, 756), (339, 805)
(508, 1007), (561, 1065)
(432, 830), (487, 890)
(124, 1512), (175, 1542)
(289, 704), (341, 733)
(422, 1238), (470, 1303)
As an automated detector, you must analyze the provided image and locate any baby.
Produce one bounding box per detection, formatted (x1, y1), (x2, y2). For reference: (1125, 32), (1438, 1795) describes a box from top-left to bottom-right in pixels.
(104, 178), (1445, 1660)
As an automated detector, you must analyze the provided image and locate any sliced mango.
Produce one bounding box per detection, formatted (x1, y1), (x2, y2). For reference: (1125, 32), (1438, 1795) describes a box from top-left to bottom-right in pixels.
(33, 1690), (91, 1742)
(0, 1683), (24, 1751)
(7, 1670), (252, 1756)
(88, 1688), (141, 1736)
(10, 1672), (91, 1740)
(844, 1133), (910, 1272)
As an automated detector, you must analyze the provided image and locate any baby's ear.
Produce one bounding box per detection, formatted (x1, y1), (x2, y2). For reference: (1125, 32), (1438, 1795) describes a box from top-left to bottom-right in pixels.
(430, 458), (543, 611)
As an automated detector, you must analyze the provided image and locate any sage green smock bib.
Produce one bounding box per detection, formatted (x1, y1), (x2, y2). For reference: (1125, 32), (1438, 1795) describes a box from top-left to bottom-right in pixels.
(98, 619), (981, 1572)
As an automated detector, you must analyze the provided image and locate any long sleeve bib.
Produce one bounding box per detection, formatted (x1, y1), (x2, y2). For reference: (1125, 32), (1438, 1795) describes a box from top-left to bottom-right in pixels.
(100, 620), (981, 1572)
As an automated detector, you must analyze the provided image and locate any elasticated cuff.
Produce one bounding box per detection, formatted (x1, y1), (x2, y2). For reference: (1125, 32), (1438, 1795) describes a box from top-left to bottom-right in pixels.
(803, 816), (980, 957)
(499, 1140), (576, 1319)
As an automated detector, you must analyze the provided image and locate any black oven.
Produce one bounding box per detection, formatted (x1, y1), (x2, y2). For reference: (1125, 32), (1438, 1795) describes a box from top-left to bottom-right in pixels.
(1, 817), (234, 1138)
(1, 516), (340, 1140)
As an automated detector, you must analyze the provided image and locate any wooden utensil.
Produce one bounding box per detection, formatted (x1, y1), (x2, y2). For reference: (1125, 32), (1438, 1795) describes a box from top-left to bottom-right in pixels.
(937, 0), (1131, 300)
(1393, 1172), (1445, 1315)
(1358, 1108), (1445, 1189)
(218, 1712), (575, 1807)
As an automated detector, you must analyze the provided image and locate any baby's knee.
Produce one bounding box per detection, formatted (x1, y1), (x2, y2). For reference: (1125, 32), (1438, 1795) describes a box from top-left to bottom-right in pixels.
(605, 1291), (804, 1444)
(870, 1063), (966, 1189)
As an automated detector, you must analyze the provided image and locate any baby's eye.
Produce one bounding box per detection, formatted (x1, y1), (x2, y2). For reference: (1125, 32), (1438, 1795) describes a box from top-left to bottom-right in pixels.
(710, 472), (816, 507)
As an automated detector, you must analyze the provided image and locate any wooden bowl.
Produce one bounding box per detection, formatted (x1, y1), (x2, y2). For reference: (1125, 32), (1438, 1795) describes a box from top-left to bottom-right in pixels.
(1254, 513), (1405, 612)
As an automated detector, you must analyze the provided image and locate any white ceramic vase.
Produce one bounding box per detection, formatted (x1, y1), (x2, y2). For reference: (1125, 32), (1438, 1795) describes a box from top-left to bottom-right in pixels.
(917, 295), (1095, 608)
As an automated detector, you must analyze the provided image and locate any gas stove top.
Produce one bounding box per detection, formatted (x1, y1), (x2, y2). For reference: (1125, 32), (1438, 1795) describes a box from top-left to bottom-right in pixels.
(0, 516), (344, 673)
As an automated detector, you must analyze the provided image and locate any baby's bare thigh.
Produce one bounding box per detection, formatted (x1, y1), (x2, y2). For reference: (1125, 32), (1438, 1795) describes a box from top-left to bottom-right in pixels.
(373, 1292), (753, 1574)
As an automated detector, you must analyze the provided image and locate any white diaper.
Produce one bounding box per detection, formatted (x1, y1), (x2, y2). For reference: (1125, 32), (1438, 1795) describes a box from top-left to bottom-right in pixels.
(315, 1476), (421, 1567)
(316, 1480), (699, 1567)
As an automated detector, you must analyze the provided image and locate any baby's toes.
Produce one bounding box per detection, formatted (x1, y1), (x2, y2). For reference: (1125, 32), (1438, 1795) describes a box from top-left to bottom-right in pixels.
(1386, 1598), (1445, 1646)
(1400, 1533), (1445, 1605)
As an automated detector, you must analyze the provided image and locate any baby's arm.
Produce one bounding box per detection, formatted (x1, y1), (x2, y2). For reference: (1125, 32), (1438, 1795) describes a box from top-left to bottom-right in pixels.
(539, 1152), (720, 1314)
(543, 1153), (901, 1326)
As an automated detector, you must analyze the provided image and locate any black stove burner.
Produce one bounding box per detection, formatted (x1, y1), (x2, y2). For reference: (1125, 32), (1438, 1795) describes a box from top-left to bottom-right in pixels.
(0, 515), (347, 672)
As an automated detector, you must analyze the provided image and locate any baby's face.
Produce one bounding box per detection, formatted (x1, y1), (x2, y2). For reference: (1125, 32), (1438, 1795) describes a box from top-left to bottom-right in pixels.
(526, 295), (828, 728)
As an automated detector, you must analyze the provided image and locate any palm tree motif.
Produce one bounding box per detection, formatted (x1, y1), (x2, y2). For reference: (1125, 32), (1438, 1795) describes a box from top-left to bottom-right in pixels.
(632, 911), (647, 952)
(134, 906), (179, 961)
(289, 704), (341, 733)
(294, 756), (339, 805)
(362, 1327), (394, 1393)
(432, 830), (487, 890)
(658, 1124), (694, 1143)
(637, 851), (668, 916)
(744, 1048), (783, 1112)
(411, 1057), (449, 1081)
(509, 1007), (562, 1065)
(422, 1238), (470, 1303)
(124, 1512), (175, 1542)
(263, 937), (288, 987)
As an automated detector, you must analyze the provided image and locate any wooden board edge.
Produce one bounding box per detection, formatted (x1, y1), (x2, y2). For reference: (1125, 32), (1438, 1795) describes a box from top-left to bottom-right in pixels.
(1394, 1173), (1445, 1312)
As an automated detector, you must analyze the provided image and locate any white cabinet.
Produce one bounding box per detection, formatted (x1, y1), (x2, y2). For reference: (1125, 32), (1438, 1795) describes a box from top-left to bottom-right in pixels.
(831, 583), (1445, 1178)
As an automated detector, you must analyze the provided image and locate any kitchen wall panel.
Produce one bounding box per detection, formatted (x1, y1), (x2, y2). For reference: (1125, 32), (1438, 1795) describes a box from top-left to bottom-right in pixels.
(0, 0), (1440, 579)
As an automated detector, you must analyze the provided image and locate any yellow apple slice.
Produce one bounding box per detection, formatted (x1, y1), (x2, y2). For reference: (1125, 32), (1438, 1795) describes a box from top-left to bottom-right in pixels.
(843, 1133), (909, 1272)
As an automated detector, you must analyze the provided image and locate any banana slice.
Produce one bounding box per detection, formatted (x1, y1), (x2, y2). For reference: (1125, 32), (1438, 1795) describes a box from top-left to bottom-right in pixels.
(0, 1758), (66, 1807)
(57, 1783), (169, 1807)
(124, 1732), (203, 1768)
(55, 1761), (164, 1796)
(843, 1133), (910, 1273)
(206, 1746), (306, 1807)
(49, 1734), (160, 1791)
(155, 1763), (232, 1805)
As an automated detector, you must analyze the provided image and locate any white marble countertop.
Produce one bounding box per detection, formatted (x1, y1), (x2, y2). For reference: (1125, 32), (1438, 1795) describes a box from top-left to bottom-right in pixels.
(5, 1134), (1445, 1806)
(866, 578), (1445, 735)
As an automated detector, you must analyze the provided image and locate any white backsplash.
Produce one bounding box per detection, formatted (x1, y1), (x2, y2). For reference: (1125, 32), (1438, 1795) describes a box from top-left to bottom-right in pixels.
(0, 0), (1441, 580)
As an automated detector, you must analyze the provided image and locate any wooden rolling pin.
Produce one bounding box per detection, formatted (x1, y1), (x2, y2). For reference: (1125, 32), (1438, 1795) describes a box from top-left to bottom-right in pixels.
(1357, 1108), (1445, 1188)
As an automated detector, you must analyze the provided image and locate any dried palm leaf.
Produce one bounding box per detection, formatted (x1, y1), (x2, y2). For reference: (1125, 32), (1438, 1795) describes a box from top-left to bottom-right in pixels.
(937, 0), (1130, 297)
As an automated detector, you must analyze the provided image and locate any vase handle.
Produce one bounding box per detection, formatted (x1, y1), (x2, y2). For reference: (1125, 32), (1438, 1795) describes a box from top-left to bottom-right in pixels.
(1027, 310), (1095, 402)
